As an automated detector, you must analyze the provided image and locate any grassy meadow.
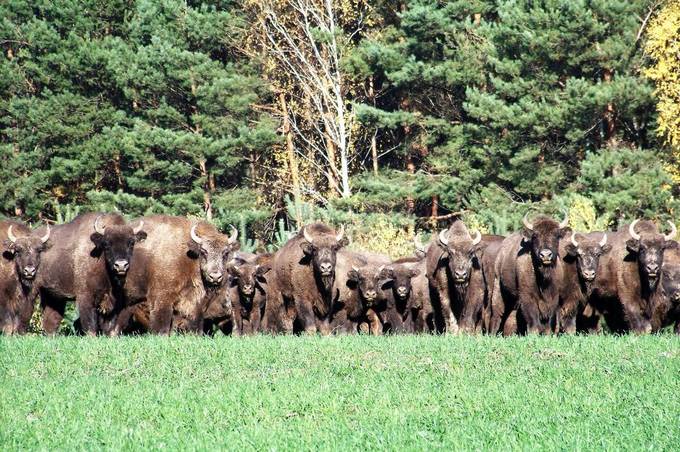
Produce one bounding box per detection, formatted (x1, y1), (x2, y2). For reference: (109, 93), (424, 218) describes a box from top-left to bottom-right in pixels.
(1, 335), (679, 450)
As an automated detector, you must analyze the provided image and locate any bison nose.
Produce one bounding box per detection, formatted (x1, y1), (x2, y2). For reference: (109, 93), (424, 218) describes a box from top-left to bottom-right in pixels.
(646, 263), (659, 276)
(397, 286), (408, 295)
(582, 270), (596, 281)
(208, 272), (223, 284)
(319, 263), (333, 275)
(364, 290), (377, 300)
(242, 284), (253, 293)
(454, 270), (467, 281)
(22, 266), (36, 278)
(539, 249), (553, 262)
(113, 260), (129, 274)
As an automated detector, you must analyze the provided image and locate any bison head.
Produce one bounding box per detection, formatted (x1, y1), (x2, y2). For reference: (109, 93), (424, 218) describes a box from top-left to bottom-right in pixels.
(227, 259), (271, 297)
(188, 224), (240, 287)
(565, 232), (611, 283)
(660, 261), (680, 306)
(380, 264), (421, 303)
(3, 224), (51, 283)
(626, 219), (677, 284)
(436, 220), (485, 286)
(90, 216), (146, 278)
(347, 264), (384, 306)
(522, 213), (570, 269)
(299, 225), (348, 282)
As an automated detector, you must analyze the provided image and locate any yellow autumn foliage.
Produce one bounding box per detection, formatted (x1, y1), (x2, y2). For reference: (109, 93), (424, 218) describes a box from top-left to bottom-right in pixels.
(645, 1), (680, 179)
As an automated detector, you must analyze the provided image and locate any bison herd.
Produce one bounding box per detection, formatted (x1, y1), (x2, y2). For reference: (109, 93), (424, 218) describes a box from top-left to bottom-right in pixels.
(1, 212), (680, 336)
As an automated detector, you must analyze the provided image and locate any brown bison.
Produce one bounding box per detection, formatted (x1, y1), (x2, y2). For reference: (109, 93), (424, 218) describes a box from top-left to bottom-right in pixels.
(31, 213), (146, 335)
(379, 256), (432, 334)
(582, 220), (677, 333)
(267, 223), (348, 334)
(426, 220), (501, 334)
(560, 231), (611, 333)
(339, 258), (387, 334)
(1, 221), (50, 334)
(489, 213), (571, 335)
(118, 215), (239, 335)
(650, 247), (680, 334)
(226, 253), (272, 335)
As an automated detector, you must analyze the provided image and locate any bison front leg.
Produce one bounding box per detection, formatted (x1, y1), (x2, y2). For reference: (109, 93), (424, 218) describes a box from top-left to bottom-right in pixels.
(518, 300), (542, 335)
(149, 300), (173, 335)
(437, 290), (459, 335)
(488, 276), (505, 335)
(366, 309), (383, 335)
(40, 291), (66, 335)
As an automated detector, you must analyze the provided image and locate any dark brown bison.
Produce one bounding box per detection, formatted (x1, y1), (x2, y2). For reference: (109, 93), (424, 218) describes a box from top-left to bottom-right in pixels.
(31, 213), (146, 335)
(1, 221), (50, 334)
(226, 253), (272, 335)
(650, 247), (680, 334)
(479, 235), (505, 333)
(489, 213), (571, 335)
(379, 256), (432, 334)
(117, 215), (239, 335)
(560, 231), (611, 333)
(339, 258), (386, 334)
(266, 223), (348, 334)
(582, 220), (678, 333)
(426, 220), (501, 334)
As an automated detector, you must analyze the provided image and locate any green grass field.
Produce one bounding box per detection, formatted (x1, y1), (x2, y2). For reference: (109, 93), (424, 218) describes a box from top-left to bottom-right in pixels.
(1, 335), (679, 451)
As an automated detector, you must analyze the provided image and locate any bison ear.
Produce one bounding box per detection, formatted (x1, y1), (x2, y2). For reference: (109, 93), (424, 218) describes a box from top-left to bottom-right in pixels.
(338, 237), (349, 248)
(409, 268), (421, 278)
(521, 228), (533, 243)
(256, 264), (272, 277)
(379, 267), (395, 280)
(601, 244), (613, 254)
(135, 231), (147, 243)
(626, 238), (640, 254)
(558, 227), (572, 239)
(90, 232), (105, 249)
(2, 240), (15, 260)
(664, 240), (679, 250)
(186, 240), (200, 259)
(300, 242), (314, 256)
(564, 243), (578, 257)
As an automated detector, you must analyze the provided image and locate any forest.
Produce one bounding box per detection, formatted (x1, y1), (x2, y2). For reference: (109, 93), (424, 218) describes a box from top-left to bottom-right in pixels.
(1, 0), (679, 254)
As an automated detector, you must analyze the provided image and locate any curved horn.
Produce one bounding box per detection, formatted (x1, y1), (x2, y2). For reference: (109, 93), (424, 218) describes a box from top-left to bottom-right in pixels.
(522, 213), (534, 231)
(559, 211), (569, 228)
(628, 219), (641, 241)
(471, 230), (482, 246)
(414, 234), (426, 253)
(7, 225), (17, 244)
(664, 220), (677, 241)
(351, 265), (359, 273)
(335, 224), (345, 242)
(190, 224), (203, 244)
(302, 226), (314, 244)
(599, 233), (608, 247)
(40, 224), (51, 244)
(228, 225), (238, 244)
(94, 215), (106, 235)
(570, 231), (579, 248)
(438, 229), (449, 246)
(132, 220), (144, 235)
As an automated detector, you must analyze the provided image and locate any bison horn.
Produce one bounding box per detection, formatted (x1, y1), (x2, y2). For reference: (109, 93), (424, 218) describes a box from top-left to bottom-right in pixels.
(629, 219), (641, 241)
(302, 226), (314, 244)
(599, 233), (608, 247)
(471, 230), (482, 245)
(190, 224), (203, 244)
(413, 234), (426, 253)
(664, 220), (677, 241)
(351, 265), (359, 273)
(570, 231), (579, 248)
(7, 225), (17, 244)
(94, 215), (106, 235)
(132, 220), (144, 235)
(40, 224), (51, 244)
(228, 225), (238, 244)
(559, 211), (569, 229)
(438, 229), (449, 246)
(522, 213), (534, 231)
(335, 224), (345, 242)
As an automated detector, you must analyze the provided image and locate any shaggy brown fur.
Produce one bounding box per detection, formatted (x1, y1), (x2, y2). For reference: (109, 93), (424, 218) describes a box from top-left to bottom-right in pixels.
(650, 247), (680, 333)
(489, 216), (570, 335)
(379, 256), (431, 334)
(115, 215), (239, 335)
(30, 213), (146, 335)
(266, 223), (348, 334)
(426, 220), (501, 334)
(227, 253), (272, 335)
(0, 220), (45, 334)
(584, 221), (678, 333)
